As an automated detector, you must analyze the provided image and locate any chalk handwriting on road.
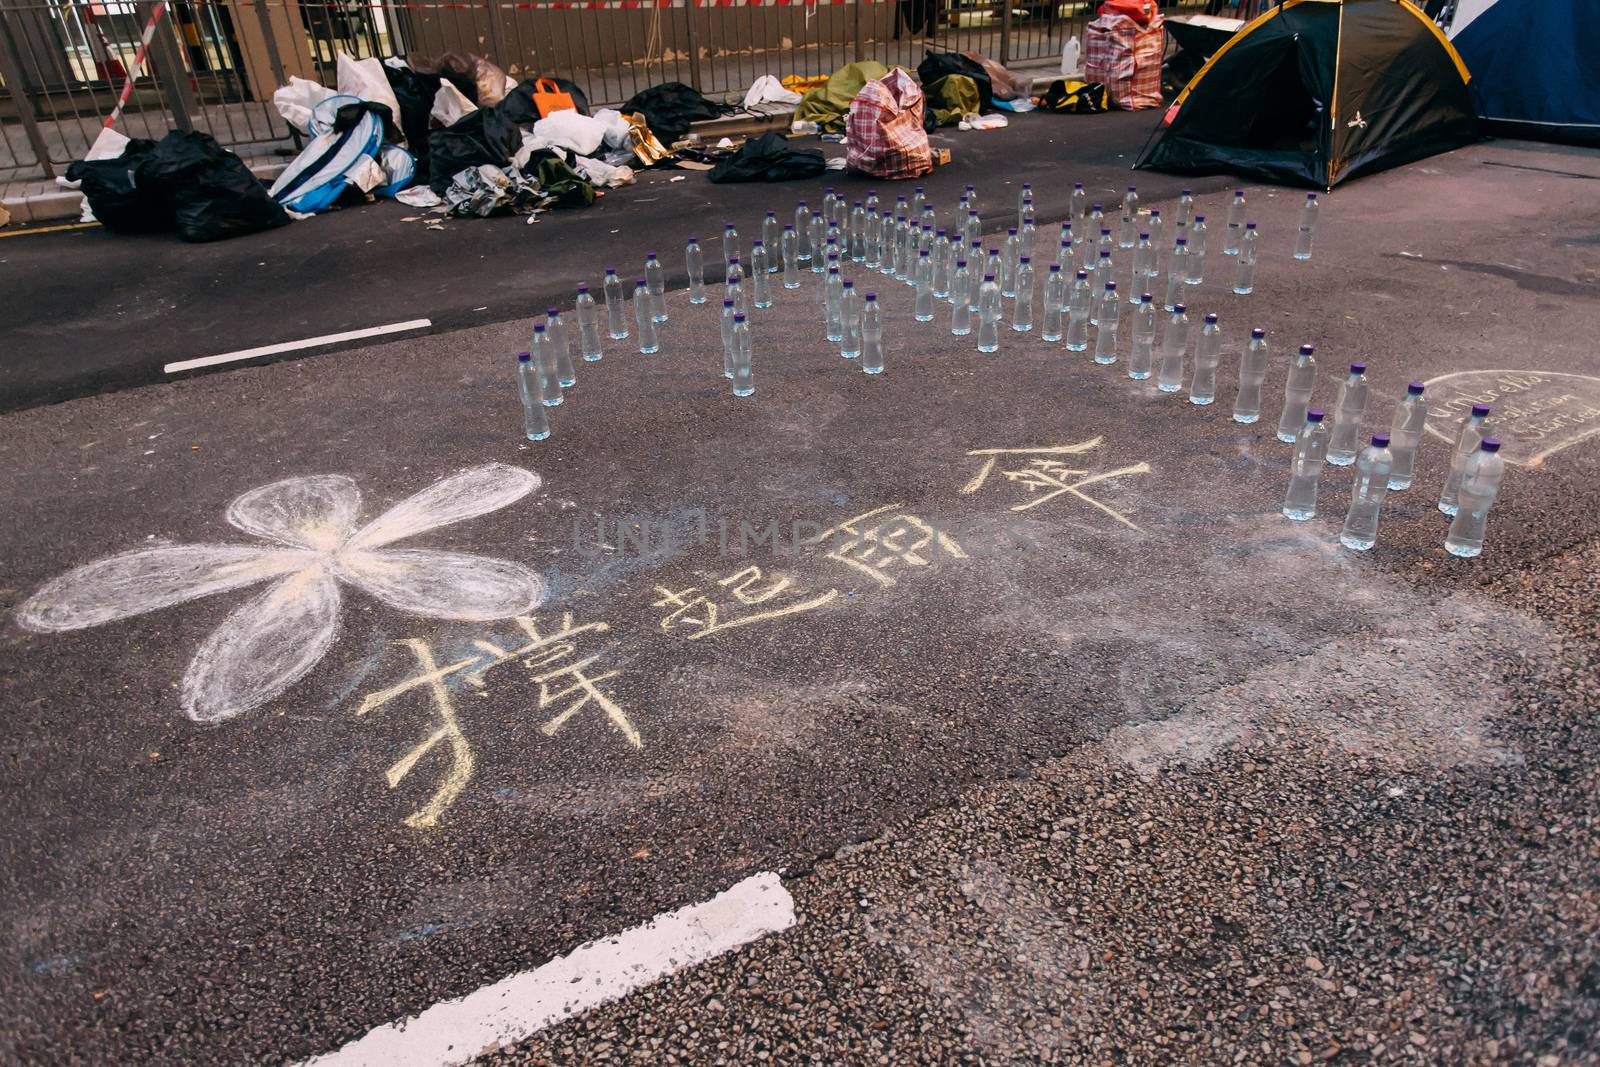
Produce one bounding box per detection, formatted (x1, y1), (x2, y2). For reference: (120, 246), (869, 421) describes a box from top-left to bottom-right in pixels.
(653, 566), (841, 640)
(1423, 370), (1600, 466)
(960, 439), (1152, 529)
(356, 612), (636, 828)
(15, 464), (547, 723)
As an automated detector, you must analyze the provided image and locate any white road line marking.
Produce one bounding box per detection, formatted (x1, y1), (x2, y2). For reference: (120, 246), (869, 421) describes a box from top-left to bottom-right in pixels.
(163, 319), (433, 375)
(298, 871), (796, 1067)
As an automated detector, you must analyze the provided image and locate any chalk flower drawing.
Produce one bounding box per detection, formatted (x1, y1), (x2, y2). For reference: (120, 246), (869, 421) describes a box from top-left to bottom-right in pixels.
(17, 464), (545, 723)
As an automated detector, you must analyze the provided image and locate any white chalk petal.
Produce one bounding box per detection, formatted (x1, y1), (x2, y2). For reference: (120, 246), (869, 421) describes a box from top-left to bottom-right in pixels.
(226, 474), (361, 550)
(344, 464), (540, 551)
(15, 545), (313, 633)
(338, 548), (546, 620)
(180, 565), (342, 723)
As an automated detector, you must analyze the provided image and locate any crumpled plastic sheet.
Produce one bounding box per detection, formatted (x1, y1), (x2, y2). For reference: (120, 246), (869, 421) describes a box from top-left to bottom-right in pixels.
(444, 163), (545, 217)
(572, 155), (635, 188)
(959, 112), (1009, 130)
(395, 186), (443, 208)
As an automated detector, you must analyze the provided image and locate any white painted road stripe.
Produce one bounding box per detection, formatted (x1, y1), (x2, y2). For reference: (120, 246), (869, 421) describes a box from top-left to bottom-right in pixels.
(299, 871), (796, 1067)
(163, 319), (433, 375)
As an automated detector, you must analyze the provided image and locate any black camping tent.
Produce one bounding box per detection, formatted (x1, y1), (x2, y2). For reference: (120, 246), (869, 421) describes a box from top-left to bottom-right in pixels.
(1135, 0), (1479, 188)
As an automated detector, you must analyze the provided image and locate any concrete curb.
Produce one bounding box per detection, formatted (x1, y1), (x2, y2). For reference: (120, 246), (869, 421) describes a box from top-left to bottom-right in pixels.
(3, 160), (288, 226)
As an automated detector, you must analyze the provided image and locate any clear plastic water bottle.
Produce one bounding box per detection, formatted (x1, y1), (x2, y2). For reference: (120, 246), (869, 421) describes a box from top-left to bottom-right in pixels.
(1445, 439), (1504, 557)
(1190, 312), (1221, 404)
(840, 280), (862, 358)
(1282, 409), (1328, 520)
(516, 352), (550, 441)
(895, 194), (909, 224)
(977, 274), (1001, 353)
(911, 185), (927, 221)
(762, 210), (780, 260)
(932, 230), (952, 297)
(1012, 256), (1034, 332)
(1386, 382), (1428, 489)
(633, 280), (658, 354)
(851, 202), (867, 261)
(1070, 181), (1086, 221)
(864, 188), (879, 219)
(780, 225), (801, 289)
(1041, 263), (1066, 342)
(1233, 327), (1268, 423)
(750, 241), (773, 308)
(1164, 239), (1188, 311)
(864, 211), (882, 269)
(1119, 186), (1139, 248)
(1186, 215), (1208, 285)
(545, 307), (576, 387)
(951, 260), (974, 336)
(794, 201), (811, 261)
(1232, 223), (1259, 295)
(823, 187), (837, 219)
(1093, 282), (1119, 364)
(881, 215), (900, 275)
(825, 265), (844, 340)
(834, 191), (851, 231)
(1021, 195), (1036, 236)
(861, 293), (884, 374)
(575, 283), (603, 362)
(824, 249), (841, 305)
(1438, 404), (1492, 515)
(968, 250), (984, 313)
(685, 238), (706, 304)
(532, 323), (563, 406)
(811, 212), (828, 273)
(1157, 304), (1189, 393)
(1001, 228), (1020, 297)
(1223, 190), (1246, 255)
(897, 218), (915, 281)
(1145, 209), (1163, 269)
(1325, 362), (1370, 465)
(730, 312), (753, 396)
(725, 254), (747, 315)
(963, 209), (981, 248)
(964, 184), (978, 216)
(1277, 344), (1318, 442)
(603, 267), (628, 339)
(1340, 434), (1394, 551)
(1097, 226), (1114, 265)
(913, 251), (935, 322)
(1089, 202), (1105, 239)
(720, 297), (737, 377)
(1091, 250), (1115, 325)
(1065, 269), (1092, 352)
(1132, 231), (1155, 293)
(983, 247), (1003, 290)
(1175, 188), (1194, 230)
(722, 222), (739, 273)
(644, 252), (667, 323)
(1017, 182), (1032, 225)
(1129, 293), (1157, 379)
(1295, 193), (1319, 260)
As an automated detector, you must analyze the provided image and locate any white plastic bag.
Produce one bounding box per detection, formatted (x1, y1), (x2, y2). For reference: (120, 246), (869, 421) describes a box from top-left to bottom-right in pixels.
(533, 109), (607, 155)
(592, 108), (632, 149)
(336, 52), (403, 126)
(743, 74), (802, 110)
(273, 75), (338, 134)
(431, 82), (478, 127)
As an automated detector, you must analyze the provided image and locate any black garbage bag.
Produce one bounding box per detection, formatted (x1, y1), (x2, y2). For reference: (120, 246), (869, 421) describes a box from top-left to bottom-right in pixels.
(66, 138), (168, 233)
(427, 107), (524, 193)
(384, 63), (442, 169)
(708, 132), (826, 183)
(917, 51), (993, 114)
(622, 82), (723, 144)
(499, 76), (591, 124)
(137, 131), (290, 242)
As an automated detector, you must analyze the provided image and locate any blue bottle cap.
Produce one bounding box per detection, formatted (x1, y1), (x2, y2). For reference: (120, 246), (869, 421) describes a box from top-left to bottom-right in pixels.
(1251, 327), (1265, 338)
(1408, 382), (1425, 394)
(1074, 181), (1084, 188)
(1372, 433), (1391, 447)
(1100, 251), (1111, 259)
(1174, 304), (1187, 313)
(1350, 362), (1366, 374)
(1307, 408), (1325, 421)
(635, 278), (647, 286)
(920, 250), (930, 257)
(605, 267), (616, 274)
(797, 199), (806, 205)
(752, 239), (763, 247)
(1481, 438), (1501, 452)
(517, 351), (531, 361)
(1472, 403), (1491, 417)
(1204, 313), (1217, 323)
(1182, 188), (1192, 195)
(1092, 203), (1102, 210)
(937, 228), (947, 236)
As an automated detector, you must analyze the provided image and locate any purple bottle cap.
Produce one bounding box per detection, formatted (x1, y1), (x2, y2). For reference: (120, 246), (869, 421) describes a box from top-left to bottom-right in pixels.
(1009, 227), (1018, 234)
(1076, 270), (1088, 279)
(1141, 293), (1153, 302)
(1174, 303), (1187, 313)
(605, 266), (616, 274)
(577, 283), (589, 293)
(1307, 192), (1318, 199)
(865, 293), (878, 301)
(1020, 255), (1031, 263)
(937, 228), (947, 236)
(1300, 344), (1315, 354)
(1049, 262), (1061, 271)
(1481, 438), (1502, 452)
(734, 312), (746, 322)
(1350, 362), (1366, 374)
(723, 297), (734, 306)
(687, 236), (697, 242)
(1372, 433), (1391, 447)
(1150, 208), (1161, 216)
(533, 323), (545, 333)
(1139, 232), (1150, 240)
(729, 254), (740, 262)
(1251, 327), (1265, 338)
(1092, 203), (1103, 210)
(797, 199), (806, 205)
(517, 351), (531, 361)
(984, 273), (996, 281)
(1246, 222), (1257, 229)
(766, 209), (776, 216)
(956, 259), (968, 267)
(1307, 408), (1325, 421)
(988, 248), (999, 255)
(1024, 182), (1032, 188)
(1204, 313), (1218, 323)
(1074, 181), (1084, 188)
(647, 251), (658, 258)
(783, 223), (794, 230)
(753, 239), (763, 247)
(1195, 215), (1206, 223)
(842, 279), (854, 288)
(1176, 237), (1188, 245)
(547, 306), (559, 315)
(1100, 251), (1111, 259)
(724, 222), (734, 228)
(1235, 189), (1245, 195)
(1101, 228), (1112, 235)
(635, 278), (647, 286)
(1182, 188), (1192, 195)
(1408, 381), (1425, 394)
(1105, 281), (1116, 290)
(1472, 403), (1491, 417)
(1128, 185), (1137, 191)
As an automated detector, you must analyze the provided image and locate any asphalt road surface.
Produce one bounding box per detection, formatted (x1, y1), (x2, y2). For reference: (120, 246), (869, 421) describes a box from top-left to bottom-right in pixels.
(2, 131), (1598, 1065)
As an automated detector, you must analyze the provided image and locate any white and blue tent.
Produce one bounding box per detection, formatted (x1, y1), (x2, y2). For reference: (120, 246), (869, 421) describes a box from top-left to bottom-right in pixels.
(1445, 0), (1600, 146)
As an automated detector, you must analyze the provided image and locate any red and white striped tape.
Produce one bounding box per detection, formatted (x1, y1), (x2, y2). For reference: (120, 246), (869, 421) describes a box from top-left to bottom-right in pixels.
(102, 0), (168, 131)
(228, 0), (892, 9)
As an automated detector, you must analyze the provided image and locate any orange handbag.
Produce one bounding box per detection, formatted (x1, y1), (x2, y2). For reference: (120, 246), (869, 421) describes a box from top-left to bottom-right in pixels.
(531, 78), (576, 118)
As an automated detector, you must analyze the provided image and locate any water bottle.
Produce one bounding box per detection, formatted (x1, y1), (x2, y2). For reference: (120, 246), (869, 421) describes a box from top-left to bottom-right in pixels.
(1223, 190), (1246, 255)
(1282, 409), (1328, 520)
(1146, 209), (1163, 269)
(912, 251), (934, 322)
(532, 323), (563, 406)
(864, 211), (882, 269)
(1438, 404), (1492, 515)
(575, 283), (603, 362)
(545, 307), (576, 387)
(1017, 182), (1032, 226)
(1233, 328), (1268, 423)
(1070, 181), (1086, 221)
(861, 293), (884, 374)
(977, 274), (1001, 353)
(720, 297), (737, 377)
(825, 265), (844, 340)
(722, 222), (739, 273)
(794, 201), (811, 261)
(1175, 188), (1194, 230)
(896, 218), (914, 281)
(779, 225), (801, 290)
(1065, 270), (1092, 352)
(1295, 193), (1319, 260)
(1129, 294), (1157, 380)
(932, 230), (952, 298)
(1089, 203), (1105, 240)
(919, 224), (935, 268)
(685, 238), (706, 304)
(1186, 215), (1208, 285)
(811, 212), (828, 272)
(840, 280), (862, 358)
(833, 191), (850, 231)
(1041, 263), (1066, 342)
(895, 193), (909, 223)
(1132, 231), (1155, 293)
(1093, 282), (1119, 364)
(864, 189), (879, 219)
(1233, 223), (1259, 295)
(1276, 344), (1317, 442)
(1325, 362), (1370, 465)
(1097, 226), (1114, 265)
(881, 215), (900, 276)
(964, 184), (978, 216)
(1021, 195), (1036, 236)
(983, 247), (1003, 291)
(750, 241), (773, 309)
(823, 187), (837, 219)
(1012, 256), (1034, 333)
(1119, 186), (1139, 249)
(963, 209), (981, 249)
(603, 267), (628, 339)
(725, 254), (747, 315)
(1165, 239), (1188, 311)
(762, 210), (780, 261)
(1340, 434), (1394, 551)
(516, 352), (550, 441)
(824, 249), (841, 306)
(968, 250), (984, 313)
(644, 252), (667, 323)
(910, 185), (926, 222)
(1091, 250), (1115, 325)
(1445, 439), (1505, 557)
(1157, 304), (1189, 393)
(951, 260), (973, 336)
(730, 312), (753, 396)
(633, 280), (658, 354)
(1190, 313), (1221, 404)
(851, 203), (868, 261)
(1001, 228), (1020, 297)
(1386, 382), (1428, 489)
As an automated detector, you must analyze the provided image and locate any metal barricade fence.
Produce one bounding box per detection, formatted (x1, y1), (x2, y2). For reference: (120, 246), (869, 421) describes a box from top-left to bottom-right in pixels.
(1, 0), (1203, 180)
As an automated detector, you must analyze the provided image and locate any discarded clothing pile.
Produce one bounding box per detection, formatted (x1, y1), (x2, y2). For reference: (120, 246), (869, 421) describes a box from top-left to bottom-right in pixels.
(708, 132), (825, 183)
(621, 82), (725, 144)
(794, 62), (888, 133)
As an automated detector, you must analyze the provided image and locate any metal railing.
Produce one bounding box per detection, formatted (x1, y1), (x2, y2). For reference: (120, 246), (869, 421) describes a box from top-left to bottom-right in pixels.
(1, 0), (1199, 180)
